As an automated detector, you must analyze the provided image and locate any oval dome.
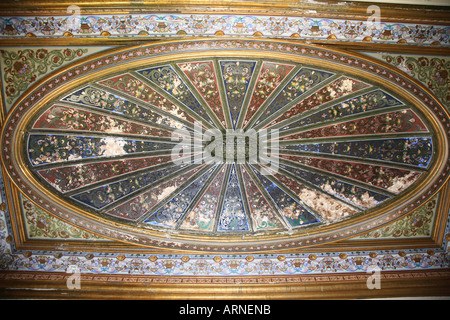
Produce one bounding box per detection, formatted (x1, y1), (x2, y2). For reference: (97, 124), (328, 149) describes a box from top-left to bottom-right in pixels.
(2, 39), (449, 252)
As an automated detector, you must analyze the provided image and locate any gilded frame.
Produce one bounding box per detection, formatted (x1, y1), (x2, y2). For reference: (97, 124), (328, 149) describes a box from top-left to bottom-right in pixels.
(1, 38), (449, 253)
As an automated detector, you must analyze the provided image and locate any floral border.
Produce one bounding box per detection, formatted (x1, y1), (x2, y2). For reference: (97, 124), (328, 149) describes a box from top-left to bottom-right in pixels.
(0, 14), (449, 46)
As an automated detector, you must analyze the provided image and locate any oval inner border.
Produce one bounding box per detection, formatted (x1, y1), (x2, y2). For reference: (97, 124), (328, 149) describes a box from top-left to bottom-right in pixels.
(2, 38), (449, 252)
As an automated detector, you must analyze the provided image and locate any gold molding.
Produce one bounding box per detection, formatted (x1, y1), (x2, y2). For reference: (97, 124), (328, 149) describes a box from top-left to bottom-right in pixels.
(0, 270), (449, 299)
(0, 38), (448, 56)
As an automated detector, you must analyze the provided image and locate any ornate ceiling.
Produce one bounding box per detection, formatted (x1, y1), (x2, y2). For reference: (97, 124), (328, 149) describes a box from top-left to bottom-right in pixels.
(4, 40), (446, 252)
(0, 0), (449, 300)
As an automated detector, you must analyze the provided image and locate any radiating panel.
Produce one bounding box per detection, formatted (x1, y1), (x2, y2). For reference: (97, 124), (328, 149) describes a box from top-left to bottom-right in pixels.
(33, 105), (173, 137)
(241, 165), (284, 231)
(145, 165), (217, 228)
(262, 76), (370, 128)
(280, 110), (428, 140)
(250, 165), (320, 227)
(271, 167), (360, 221)
(277, 89), (404, 132)
(281, 138), (433, 168)
(177, 61), (227, 128)
(278, 163), (390, 209)
(180, 165), (227, 232)
(242, 61), (295, 127)
(106, 165), (205, 221)
(251, 67), (334, 127)
(71, 162), (195, 210)
(27, 135), (174, 166)
(61, 86), (187, 130)
(217, 164), (250, 232)
(98, 73), (196, 123)
(137, 65), (215, 125)
(279, 154), (421, 194)
(219, 60), (257, 128)
(37, 155), (174, 193)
